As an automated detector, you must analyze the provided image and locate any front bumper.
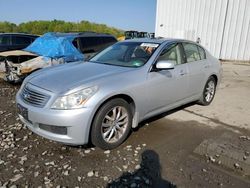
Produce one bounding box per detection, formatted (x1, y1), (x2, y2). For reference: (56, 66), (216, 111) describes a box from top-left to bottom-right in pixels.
(16, 91), (94, 145)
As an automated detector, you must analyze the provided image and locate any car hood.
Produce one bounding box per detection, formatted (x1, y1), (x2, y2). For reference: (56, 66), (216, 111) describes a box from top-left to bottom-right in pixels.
(27, 62), (132, 94)
(0, 50), (37, 57)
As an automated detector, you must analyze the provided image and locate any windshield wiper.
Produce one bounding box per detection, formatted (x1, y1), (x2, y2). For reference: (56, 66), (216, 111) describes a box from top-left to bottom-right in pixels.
(89, 60), (102, 64)
(89, 60), (114, 66)
(89, 60), (135, 68)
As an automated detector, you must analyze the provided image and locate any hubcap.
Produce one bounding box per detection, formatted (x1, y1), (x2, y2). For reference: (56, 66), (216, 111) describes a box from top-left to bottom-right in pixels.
(101, 106), (129, 143)
(205, 80), (215, 102)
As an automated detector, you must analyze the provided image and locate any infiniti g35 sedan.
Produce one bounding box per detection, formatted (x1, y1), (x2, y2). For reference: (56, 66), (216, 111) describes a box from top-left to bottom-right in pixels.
(16, 38), (222, 149)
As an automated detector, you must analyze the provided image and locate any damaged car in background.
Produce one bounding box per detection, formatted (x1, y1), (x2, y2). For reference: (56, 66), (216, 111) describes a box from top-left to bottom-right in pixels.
(0, 32), (117, 83)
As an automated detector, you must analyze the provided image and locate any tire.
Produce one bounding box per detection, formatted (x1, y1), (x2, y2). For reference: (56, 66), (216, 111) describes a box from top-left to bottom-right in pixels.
(91, 98), (133, 150)
(198, 76), (217, 106)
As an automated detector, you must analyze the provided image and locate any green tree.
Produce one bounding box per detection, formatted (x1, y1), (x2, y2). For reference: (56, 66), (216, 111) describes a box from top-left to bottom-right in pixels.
(0, 20), (123, 38)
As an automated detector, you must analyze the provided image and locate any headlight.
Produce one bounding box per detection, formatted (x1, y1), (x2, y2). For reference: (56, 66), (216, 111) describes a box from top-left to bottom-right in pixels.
(51, 86), (98, 109)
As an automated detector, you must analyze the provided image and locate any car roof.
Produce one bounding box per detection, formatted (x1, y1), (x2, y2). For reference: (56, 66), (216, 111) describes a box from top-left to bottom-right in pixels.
(121, 38), (201, 45)
(0, 32), (115, 38)
(49, 32), (116, 38)
(0, 33), (39, 37)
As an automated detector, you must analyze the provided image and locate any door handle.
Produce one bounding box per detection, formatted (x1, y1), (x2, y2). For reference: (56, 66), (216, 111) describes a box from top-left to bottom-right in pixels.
(204, 65), (210, 68)
(179, 70), (187, 76)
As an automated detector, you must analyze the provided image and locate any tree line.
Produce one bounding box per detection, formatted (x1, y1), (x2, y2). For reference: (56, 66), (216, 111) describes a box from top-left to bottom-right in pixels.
(0, 20), (124, 38)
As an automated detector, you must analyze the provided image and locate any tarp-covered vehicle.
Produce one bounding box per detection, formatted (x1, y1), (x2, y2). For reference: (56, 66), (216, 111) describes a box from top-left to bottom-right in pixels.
(0, 33), (84, 83)
(0, 32), (117, 83)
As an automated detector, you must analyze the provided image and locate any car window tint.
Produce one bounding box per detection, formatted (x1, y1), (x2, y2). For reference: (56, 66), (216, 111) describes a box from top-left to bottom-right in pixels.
(100, 37), (116, 51)
(198, 46), (206, 59)
(72, 38), (79, 49)
(0, 35), (11, 45)
(80, 36), (117, 54)
(80, 37), (102, 53)
(103, 37), (117, 44)
(30, 37), (36, 42)
(183, 43), (201, 62)
(102, 37), (117, 47)
(157, 43), (184, 65)
(13, 36), (32, 45)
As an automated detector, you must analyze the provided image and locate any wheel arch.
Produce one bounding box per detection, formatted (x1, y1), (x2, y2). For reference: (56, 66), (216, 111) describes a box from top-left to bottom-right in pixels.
(210, 74), (218, 85)
(88, 93), (137, 143)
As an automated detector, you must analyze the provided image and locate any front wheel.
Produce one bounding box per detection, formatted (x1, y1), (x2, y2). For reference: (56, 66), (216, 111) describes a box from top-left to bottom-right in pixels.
(91, 98), (132, 150)
(198, 77), (216, 106)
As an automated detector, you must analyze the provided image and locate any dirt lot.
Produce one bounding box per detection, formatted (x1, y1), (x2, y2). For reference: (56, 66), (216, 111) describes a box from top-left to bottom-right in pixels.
(0, 62), (250, 188)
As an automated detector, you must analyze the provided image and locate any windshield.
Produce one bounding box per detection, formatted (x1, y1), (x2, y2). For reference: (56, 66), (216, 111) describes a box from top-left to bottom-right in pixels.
(90, 42), (159, 68)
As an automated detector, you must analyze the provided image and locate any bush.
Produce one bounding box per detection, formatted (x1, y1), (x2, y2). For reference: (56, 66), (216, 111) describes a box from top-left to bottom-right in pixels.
(0, 20), (124, 38)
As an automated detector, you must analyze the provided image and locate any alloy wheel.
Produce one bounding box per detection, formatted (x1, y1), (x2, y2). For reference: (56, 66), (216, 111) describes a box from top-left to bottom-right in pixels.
(101, 106), (129, 143)
(205, 80), (215, 102)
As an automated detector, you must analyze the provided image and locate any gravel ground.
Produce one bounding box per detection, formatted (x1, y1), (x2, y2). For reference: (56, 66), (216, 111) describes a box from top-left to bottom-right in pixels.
(0, 62), (250, 187)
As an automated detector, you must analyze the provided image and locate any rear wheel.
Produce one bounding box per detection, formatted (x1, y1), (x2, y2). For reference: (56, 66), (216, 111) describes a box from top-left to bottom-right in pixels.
(198, 76), (216, 106)
(91, 98), (132, 150)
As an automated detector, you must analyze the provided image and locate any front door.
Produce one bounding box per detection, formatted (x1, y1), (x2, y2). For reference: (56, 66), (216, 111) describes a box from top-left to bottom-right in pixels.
(145, 43), (189, 115)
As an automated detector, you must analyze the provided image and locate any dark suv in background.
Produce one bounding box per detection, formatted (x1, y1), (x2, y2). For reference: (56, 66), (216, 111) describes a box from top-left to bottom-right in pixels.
(0, 33), (39, 52)
(72, 32), (117, 59)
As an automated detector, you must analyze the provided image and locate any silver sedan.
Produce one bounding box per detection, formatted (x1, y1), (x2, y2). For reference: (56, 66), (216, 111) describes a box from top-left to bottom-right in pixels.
(16, 38), (222, 149)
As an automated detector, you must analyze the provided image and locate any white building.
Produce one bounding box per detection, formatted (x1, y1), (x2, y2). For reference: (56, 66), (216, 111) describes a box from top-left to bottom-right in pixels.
(155, 0), (250, 61)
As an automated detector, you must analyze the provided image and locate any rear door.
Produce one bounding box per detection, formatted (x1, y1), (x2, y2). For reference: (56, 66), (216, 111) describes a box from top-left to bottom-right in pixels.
(182, 42), (207, 97)
(145, 43), (189, 114)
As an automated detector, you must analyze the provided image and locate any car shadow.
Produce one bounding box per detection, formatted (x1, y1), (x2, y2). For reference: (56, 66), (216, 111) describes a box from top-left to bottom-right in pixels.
(77, 102), (197, 149)
(107, 149), (176, 188)
(134, 102), (197, 131)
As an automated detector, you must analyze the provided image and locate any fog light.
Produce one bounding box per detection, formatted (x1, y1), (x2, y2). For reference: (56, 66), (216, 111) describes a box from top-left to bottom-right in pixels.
(39, 124), (67, 135)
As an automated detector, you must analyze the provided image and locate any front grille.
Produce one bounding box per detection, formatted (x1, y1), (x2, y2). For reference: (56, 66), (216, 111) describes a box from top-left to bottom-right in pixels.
(21, 84), (50, 107)
(39, 124), (67, 135)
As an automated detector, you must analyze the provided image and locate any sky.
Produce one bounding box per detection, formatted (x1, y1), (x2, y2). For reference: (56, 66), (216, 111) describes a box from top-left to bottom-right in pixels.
(0, 0), (156, 32)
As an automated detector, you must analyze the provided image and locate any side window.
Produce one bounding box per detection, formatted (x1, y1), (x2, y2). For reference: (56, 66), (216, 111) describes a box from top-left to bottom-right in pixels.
(80, 36), (117, 54)
(103, 37), (117, 44)
(183, 43), (201, 62)
(0, 35), (11, 45)
(72, 38), (79, 49)
(157, 43), (184, 65)
(80, 37), (101, 53)
(100, 37), (117, 50)
(198, 46), (206, 60)
(30, 37), (37, 42)
(13, 36), (32, 45)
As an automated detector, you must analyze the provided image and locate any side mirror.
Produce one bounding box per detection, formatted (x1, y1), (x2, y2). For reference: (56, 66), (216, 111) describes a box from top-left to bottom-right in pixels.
(155, 60), (175, 70)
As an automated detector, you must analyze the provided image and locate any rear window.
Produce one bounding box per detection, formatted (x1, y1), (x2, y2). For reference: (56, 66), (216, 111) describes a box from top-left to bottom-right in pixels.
(102, 37), (117, 44)
(79, 36), (117, 54)
(80, 37), (101, 53)
(101, 37), (117, 49)
(198, 46), (206, 59)
(0, 35), (11, 45)
(13, 36), (32, 45)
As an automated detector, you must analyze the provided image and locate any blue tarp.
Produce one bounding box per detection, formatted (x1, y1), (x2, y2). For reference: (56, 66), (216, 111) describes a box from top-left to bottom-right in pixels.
(24, 33), (84, 62)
